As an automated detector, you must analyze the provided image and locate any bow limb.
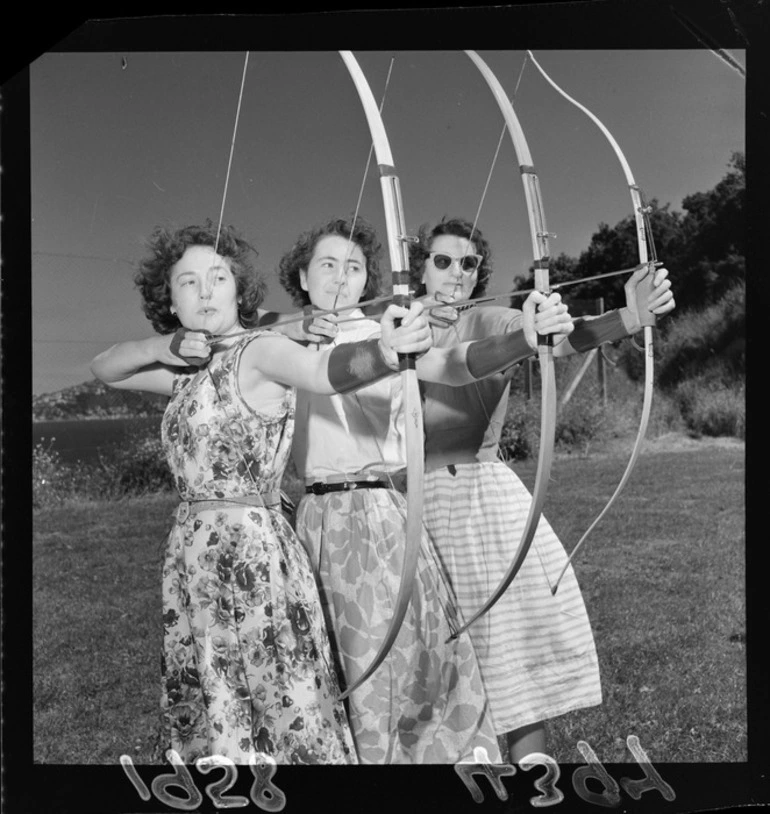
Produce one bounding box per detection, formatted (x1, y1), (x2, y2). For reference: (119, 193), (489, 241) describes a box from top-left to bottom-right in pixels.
(335, 51), (424, 701)
(201, 54), (420, 694)
(525, 51), (656, 594)
(449, 50), (557, 640)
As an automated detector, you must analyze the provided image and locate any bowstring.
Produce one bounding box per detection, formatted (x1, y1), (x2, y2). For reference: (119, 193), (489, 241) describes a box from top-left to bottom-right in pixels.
(331, 57), (395, 314)
(205, 53), (250, 300)
(314, 54), (449, 682)
(337, 55), (463, 641)
(449, 52), (558, 597)
(463, 55), (528, 254)
(455, 52), (529, 460)
(300, 56), (405, 547)
(347, 56), (427, 628)
(550, 186), (661, 594)
(201, 52), (277, 504)
(317, 57), (405, 497)
(188, 52), (285, 736)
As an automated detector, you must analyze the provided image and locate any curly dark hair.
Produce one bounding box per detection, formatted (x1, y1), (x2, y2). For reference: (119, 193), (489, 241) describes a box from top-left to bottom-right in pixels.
(134, 220), (266, 334)
(407, 216), (493, 300)
(277, 216), (383, 308)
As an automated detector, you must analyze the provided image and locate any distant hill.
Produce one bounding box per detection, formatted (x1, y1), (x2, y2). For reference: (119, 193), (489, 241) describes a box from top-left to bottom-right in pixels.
(33, 379), (169, 422)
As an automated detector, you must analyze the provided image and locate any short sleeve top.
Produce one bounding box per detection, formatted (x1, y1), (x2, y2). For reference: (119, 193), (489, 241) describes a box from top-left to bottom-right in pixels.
(422, 305), (524, 470)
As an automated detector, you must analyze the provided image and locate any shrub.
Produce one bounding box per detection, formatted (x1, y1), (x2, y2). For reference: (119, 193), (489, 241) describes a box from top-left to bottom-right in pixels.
(673, 376), (745, 439)
(33, 426), (175, 505)
(499, 395), (541, 461)
(500, 359), (614, 460)
(33, 440), (69, 508)
(613, 281), (744, 393)
(500, 388), (614, 461)
(647, 389), (687, 437)
(555, 390), (610, 452)
(106, 432), (175, 496)
(614, 334), (648, 384)
(496, 348), (690, 461)
(655, 280), (744, 391)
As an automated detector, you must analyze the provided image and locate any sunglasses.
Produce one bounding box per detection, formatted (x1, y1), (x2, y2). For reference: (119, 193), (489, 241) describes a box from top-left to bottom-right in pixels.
(429, 251), (483, 273)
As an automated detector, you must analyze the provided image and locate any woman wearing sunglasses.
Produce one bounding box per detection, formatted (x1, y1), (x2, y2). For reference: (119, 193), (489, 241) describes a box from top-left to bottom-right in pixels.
(278, 215), (576, 764)
(408, 216), (675, 764)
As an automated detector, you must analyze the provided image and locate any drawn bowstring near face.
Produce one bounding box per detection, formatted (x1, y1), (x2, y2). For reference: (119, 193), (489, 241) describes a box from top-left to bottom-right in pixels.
(169, 246), (239, 335)
(202, 255), (219, 305)
(332, 233), (367, 311)
(423, 234), (481, 303)
(300, 234), (368, 314)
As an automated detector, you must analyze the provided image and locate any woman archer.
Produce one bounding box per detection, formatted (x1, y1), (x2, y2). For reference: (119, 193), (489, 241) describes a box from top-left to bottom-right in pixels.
(408, 215), (676, 763)
(90, 219), (434, 765)
(279, 215), (575, 763)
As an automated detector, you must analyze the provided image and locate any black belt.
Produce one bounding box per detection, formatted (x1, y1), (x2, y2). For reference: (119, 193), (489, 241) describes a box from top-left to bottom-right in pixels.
(306, 480), (389, 496)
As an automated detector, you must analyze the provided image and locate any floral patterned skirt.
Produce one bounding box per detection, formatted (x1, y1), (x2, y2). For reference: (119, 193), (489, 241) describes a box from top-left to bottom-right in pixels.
(296, 487), (502, 764)
(157, 504), (357, 765)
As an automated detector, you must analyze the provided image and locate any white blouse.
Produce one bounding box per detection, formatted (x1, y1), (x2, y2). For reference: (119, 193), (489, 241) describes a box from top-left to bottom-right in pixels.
(290, 310), (406, 483)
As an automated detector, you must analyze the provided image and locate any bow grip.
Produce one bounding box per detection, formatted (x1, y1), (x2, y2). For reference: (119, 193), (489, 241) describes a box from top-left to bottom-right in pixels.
(534, 261), (554, 347)
(391, 289), (417, 371)
(169, 327), (212, 367)
(635, 265), (658, 328)
(538, 331), (555, 348)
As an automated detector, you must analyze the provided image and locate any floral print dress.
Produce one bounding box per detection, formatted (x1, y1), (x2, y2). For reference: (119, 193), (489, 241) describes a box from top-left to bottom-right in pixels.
(157, 333), (357, 765)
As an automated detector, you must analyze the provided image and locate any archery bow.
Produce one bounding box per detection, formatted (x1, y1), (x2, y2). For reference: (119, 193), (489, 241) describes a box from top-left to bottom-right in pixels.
(335, 51), (425, 700)
(525, 51), (658, 594)
(207, 52), (420, 701)
(449, 49), (558, 639)
(421, 261), (662, 315)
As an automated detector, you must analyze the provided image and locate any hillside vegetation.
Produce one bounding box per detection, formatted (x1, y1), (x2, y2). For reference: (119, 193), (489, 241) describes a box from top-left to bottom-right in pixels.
(33, 378), (168, 422)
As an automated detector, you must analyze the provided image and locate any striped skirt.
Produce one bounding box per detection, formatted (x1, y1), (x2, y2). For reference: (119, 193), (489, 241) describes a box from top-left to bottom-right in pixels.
(422, 461), (602, 735)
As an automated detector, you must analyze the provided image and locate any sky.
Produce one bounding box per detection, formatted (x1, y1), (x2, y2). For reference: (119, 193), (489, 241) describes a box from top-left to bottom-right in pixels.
(24, 21), (746, 395)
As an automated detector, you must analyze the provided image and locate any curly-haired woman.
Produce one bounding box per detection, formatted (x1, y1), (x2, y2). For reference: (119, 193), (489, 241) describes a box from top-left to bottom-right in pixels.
(91, 219), (433, 765)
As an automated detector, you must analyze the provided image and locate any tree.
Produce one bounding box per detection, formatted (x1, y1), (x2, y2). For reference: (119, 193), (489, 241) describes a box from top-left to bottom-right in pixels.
(513, 203), (686, 310)
(511, 153), (745, 314)
(509, 252), (578, 307)
(676, 151), (745, 308)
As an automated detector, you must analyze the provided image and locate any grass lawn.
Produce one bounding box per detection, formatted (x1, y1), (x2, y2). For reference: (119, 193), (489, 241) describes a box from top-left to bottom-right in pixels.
(537, 437), (746, 764)
(32, 437), (745, 764)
